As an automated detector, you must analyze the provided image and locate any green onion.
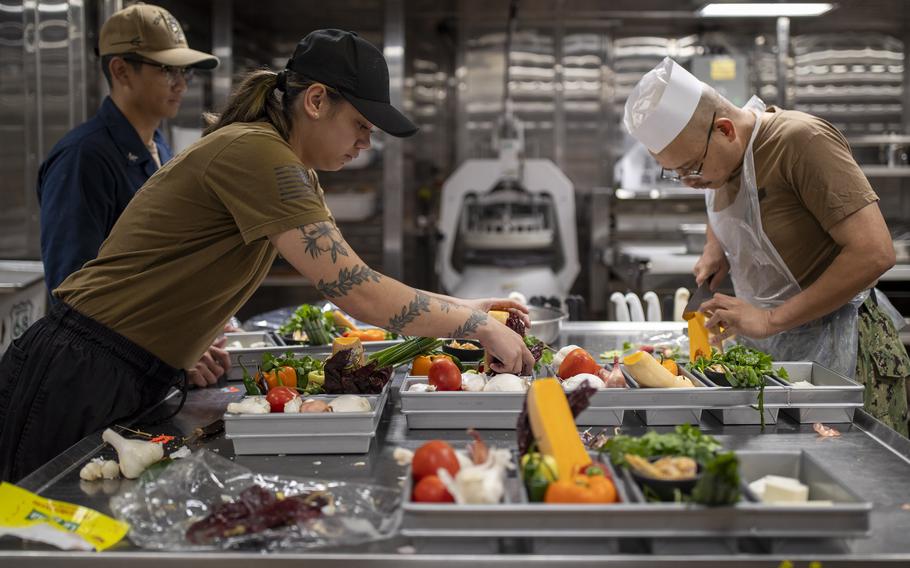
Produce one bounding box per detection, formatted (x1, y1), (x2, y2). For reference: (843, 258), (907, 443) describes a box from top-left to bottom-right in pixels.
(368, 337), (442, 369)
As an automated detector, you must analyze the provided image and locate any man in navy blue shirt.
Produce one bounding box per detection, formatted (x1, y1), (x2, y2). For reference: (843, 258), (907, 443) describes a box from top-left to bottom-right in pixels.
(37, 4), (230, 386)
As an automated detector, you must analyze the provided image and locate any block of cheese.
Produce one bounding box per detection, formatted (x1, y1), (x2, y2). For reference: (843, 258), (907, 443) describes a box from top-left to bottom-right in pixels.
(623, 351), (694, 388)
(488, 310), (510, 325)
(527, 378), (591, 480)
(685, 311), (711, 363)
(750, 475), (810, 503)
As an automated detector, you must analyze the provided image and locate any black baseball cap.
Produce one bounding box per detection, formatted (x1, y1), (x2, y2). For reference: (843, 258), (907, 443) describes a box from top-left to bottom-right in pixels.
(286, 29), (418, 138)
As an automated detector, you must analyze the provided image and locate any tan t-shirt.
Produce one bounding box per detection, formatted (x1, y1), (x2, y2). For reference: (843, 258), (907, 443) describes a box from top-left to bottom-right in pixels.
(715, 106), (878, 288)
(56, 122), (332, 369)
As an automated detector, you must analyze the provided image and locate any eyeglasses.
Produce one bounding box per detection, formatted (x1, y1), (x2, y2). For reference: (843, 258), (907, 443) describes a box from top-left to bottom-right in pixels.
(660, 111), (716, 183)
(122, 56), (195, 86)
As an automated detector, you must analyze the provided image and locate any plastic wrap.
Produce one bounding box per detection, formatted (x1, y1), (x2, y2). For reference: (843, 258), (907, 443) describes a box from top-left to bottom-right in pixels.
(110, 450), (401, 551)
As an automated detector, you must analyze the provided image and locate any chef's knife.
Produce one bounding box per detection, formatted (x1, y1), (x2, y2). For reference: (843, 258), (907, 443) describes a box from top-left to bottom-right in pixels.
(683, 279), (714, 316)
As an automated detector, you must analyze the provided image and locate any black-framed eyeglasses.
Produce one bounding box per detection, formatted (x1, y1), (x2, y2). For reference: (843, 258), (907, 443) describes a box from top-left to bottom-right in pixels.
(121, 56), (195, 86)
(660, 111), (716, 183)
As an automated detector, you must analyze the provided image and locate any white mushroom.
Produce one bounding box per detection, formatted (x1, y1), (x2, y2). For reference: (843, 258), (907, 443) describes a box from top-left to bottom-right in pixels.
(562, 373), (605, 391)
(482, 374), (527, 392)
(328, 395), (371, 413)
(407, 383), (437, 393)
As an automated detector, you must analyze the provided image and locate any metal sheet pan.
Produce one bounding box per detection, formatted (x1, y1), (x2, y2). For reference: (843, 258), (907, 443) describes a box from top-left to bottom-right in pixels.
(224, 331), (282, 381)
(224, 335), (402, 381)
(402, 450), (871, 539)
(224, 388), (388, 454)
(224, 390), (388, 436)
(400, 377), (624, 429)
(226, 427), (377, 455)
(772, 362), (865, 405)
(401, 455), (630, 538)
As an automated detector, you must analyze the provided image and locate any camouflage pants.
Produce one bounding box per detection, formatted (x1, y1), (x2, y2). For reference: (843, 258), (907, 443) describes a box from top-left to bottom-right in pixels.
(855, 295), (910, 437)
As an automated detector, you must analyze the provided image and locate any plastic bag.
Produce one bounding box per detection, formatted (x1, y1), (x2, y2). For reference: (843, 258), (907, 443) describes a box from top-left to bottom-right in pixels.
(110, 450), (401, 551)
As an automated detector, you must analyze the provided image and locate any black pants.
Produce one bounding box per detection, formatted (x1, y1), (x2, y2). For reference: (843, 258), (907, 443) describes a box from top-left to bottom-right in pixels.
(0, 303), (182, 482)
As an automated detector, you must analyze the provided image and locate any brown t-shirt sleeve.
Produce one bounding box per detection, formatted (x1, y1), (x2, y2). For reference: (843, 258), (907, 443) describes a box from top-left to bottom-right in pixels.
(203, 129), (331, 244)
(787, 121), (878, 232)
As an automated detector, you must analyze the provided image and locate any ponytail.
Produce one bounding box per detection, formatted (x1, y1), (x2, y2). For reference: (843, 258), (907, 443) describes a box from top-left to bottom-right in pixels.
(203, 68), (343, 140)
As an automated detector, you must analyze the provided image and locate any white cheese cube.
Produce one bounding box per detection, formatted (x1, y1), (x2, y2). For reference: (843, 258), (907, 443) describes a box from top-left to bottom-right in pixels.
(761, 475), (809, 503)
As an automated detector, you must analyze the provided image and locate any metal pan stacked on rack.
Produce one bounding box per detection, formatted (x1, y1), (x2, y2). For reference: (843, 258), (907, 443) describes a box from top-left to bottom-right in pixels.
(224, 386), (389, 455)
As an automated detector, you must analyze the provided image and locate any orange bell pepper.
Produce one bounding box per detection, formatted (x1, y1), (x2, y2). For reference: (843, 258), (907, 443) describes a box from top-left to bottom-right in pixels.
(343, 329), (387, 342)
(411, 354), (455, 375)
(258, 365), (297, 390)
(411, 355), (432, 376)
(661, 358), (679, 376)
(544, 473), (618, 504)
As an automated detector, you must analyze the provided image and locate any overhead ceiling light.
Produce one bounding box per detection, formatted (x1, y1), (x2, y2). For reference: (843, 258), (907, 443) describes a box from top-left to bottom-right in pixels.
(698, 3), (834, 18)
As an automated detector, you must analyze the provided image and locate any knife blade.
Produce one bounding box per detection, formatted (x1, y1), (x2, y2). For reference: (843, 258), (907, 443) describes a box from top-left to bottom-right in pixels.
(683, 279), (714, 316)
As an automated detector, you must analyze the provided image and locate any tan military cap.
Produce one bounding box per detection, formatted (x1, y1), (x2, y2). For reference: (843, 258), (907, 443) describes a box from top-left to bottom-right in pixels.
(99, 3), (218, 69)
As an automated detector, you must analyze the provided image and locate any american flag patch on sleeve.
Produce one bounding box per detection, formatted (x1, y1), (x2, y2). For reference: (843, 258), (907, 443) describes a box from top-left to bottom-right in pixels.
(273, 165), (316, 201)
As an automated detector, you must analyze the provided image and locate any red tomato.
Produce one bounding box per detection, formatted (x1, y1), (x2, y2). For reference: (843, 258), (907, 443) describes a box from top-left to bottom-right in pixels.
(412, 440), (460, 481)
(265, 386), (298, 413)
(428, 359), (462, 391)
(557, 348), (601, 379)
(412, 475), (454, 503)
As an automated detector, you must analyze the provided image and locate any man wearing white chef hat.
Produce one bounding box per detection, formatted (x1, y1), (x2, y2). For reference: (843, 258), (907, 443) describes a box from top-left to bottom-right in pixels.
(625, 57), (910, 436)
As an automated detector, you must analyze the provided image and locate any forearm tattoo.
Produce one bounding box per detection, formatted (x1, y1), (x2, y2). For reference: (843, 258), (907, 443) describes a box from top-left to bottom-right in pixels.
(301, 222), (349, 263)
(387, 291), (432, 332)
(450, 311), (488, 338)
(436, 298), (456, 313)
(316, 265), (381, 298)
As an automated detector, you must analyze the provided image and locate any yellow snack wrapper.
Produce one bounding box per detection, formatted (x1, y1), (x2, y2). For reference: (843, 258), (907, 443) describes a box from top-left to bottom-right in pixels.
(0, 482), (129, 551)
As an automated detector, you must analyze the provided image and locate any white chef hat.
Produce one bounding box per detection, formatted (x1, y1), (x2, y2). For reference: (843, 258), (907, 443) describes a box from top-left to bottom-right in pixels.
(623, 57), (705, 153)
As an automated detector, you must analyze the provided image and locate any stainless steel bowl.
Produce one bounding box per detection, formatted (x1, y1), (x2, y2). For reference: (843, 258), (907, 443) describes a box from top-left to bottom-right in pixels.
(528, 306), (567, 344)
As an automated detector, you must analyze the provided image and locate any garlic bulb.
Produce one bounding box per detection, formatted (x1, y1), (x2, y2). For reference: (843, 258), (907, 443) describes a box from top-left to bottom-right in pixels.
(226, 396), (270, 414)
(79, 460), (103, 481)
(461, 373), (486, 392)
(284, 397), (303, 413)
(100, 460), (121, 479)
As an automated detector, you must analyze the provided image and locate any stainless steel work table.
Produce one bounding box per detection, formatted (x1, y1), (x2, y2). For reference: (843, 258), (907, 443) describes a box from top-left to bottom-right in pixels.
(3, 322), (910, 567)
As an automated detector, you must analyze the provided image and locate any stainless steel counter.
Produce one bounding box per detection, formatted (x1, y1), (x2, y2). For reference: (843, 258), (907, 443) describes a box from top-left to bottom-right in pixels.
(3, 322), (910, 566)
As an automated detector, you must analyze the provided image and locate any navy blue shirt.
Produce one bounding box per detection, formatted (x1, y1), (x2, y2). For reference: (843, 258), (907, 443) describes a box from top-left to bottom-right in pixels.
(37, 96), (172, 296)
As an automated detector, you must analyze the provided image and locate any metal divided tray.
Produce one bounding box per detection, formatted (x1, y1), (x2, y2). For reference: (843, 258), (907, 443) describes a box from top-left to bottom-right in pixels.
(399, 376), (525, 429)
(225, 387), (389, 455)
(224, 331), (284, 381)
(401, 450), (870, 542)
(400, 361), (864, 430)
(773, 362), (864, 424)
(223, 331), (402, 381)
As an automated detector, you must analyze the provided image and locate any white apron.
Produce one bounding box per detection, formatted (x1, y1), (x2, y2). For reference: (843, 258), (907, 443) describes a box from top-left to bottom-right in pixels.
(705, 96), (883, 378)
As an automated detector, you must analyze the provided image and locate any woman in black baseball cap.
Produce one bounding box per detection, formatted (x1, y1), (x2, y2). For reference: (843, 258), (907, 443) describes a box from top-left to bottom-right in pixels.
(0, 29), (534, 482)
